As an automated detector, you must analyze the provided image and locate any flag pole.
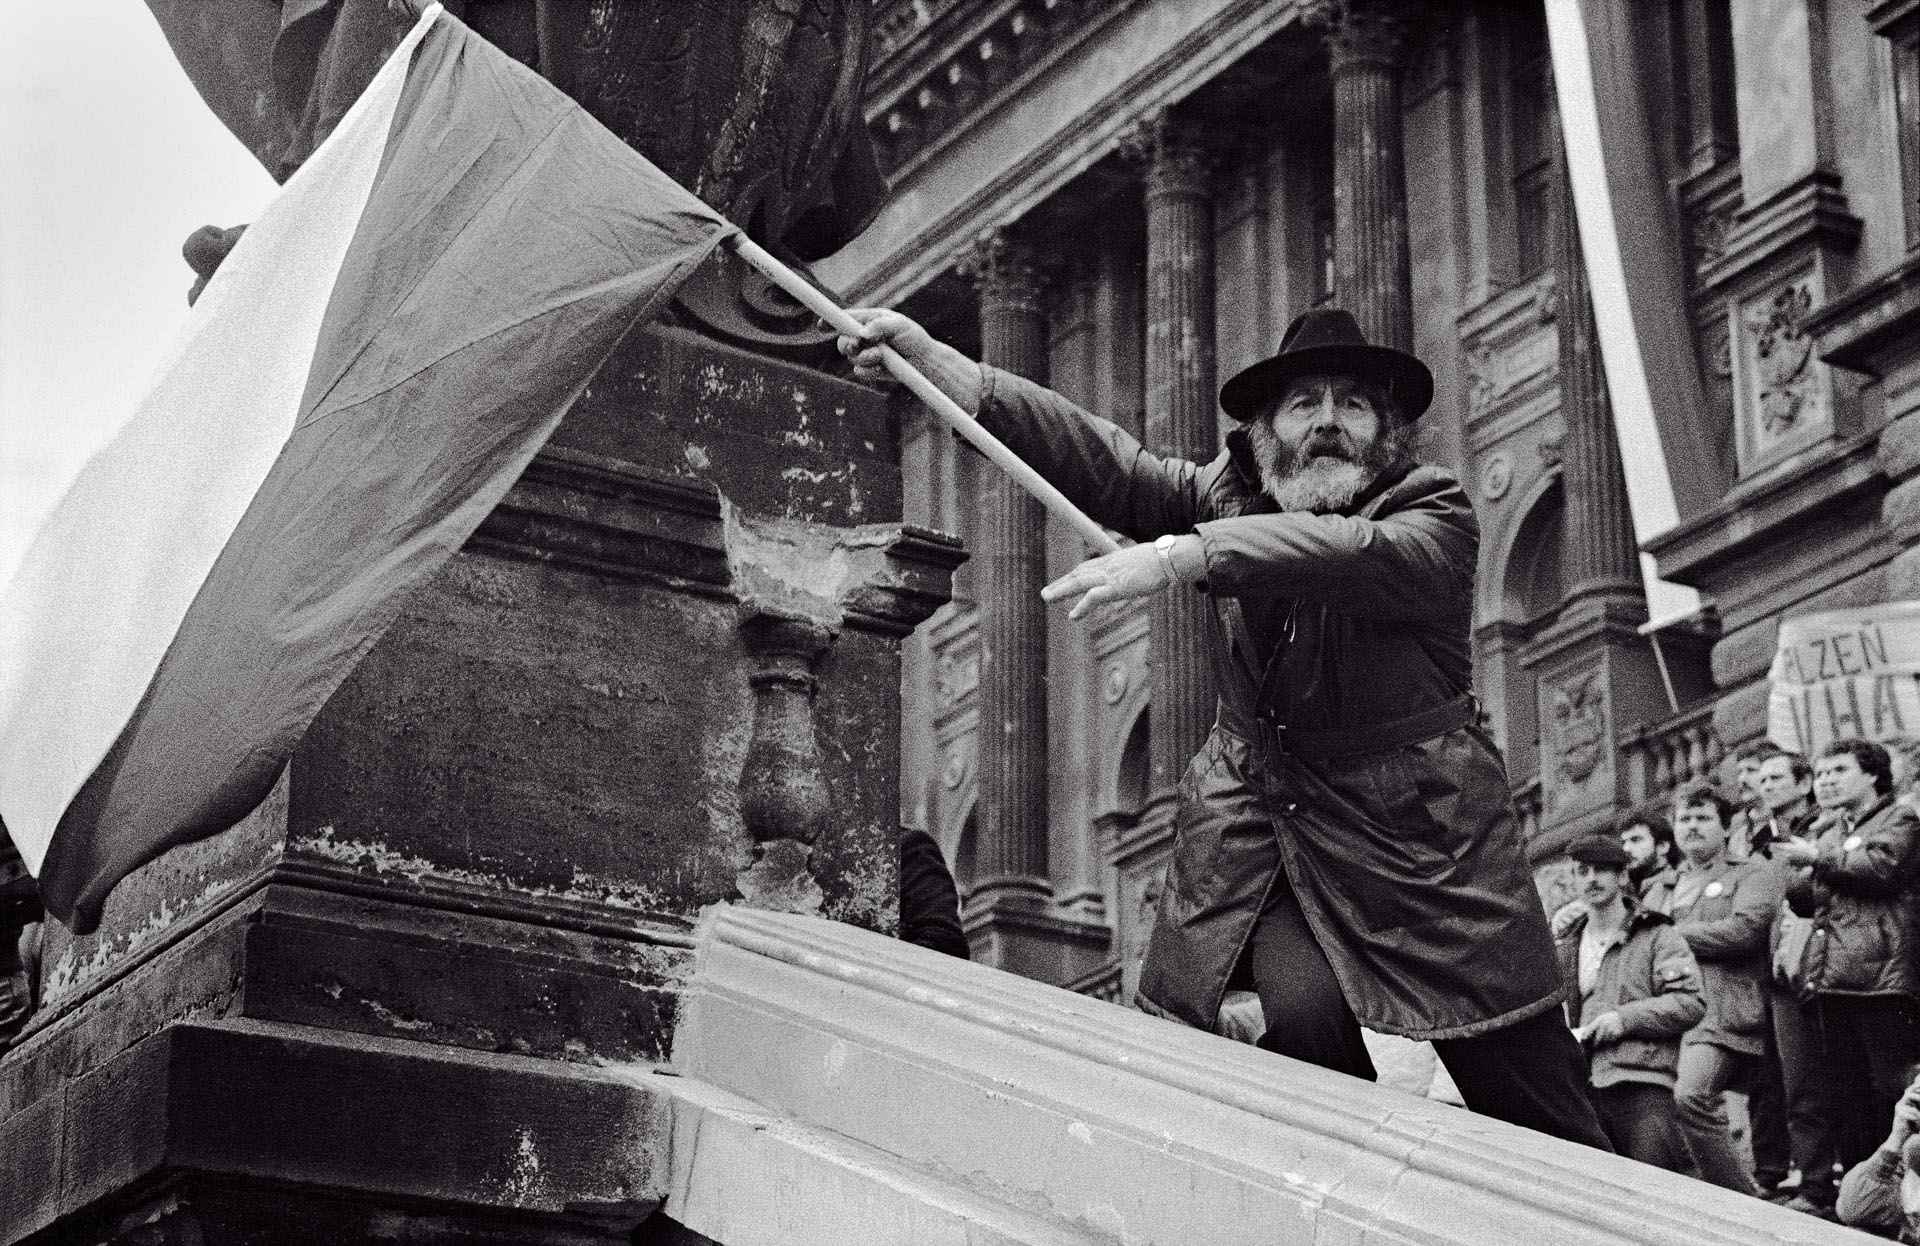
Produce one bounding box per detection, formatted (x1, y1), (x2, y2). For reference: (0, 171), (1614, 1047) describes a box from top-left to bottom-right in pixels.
(723, 234), (1122, 556)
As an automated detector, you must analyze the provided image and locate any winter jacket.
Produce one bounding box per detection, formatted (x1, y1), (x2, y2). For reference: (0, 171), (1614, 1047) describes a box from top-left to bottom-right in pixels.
(1786, 795), (1920, 1000)
(1643, 855), (1782, 1055)
(1555, 903), (1704, 1090)
(1836, 1145), (1919, 1242)
(973, 367), (1564, 1040)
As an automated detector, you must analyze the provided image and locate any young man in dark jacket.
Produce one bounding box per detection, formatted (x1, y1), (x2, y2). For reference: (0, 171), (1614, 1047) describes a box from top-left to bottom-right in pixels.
(1754, 749), (1837, 1211)
(1780, 737), (1920, 1173)
(1643, 780), (1783, 1194)
(840, 306), (1610, 1151)
(1557, 835), (1703, 1171)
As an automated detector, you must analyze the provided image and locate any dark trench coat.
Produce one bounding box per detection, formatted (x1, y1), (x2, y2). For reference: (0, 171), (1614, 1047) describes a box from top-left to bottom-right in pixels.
(973, 367), (1565, 1041)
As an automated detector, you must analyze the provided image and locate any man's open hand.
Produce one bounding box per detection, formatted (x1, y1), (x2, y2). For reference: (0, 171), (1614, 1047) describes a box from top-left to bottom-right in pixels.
(1042, 544), (1170, 621)
(1585, 1010), (1626, 1046)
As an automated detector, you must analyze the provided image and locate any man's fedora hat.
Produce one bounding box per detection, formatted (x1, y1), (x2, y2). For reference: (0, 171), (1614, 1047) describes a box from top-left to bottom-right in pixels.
(1218, 307), (1434, 423)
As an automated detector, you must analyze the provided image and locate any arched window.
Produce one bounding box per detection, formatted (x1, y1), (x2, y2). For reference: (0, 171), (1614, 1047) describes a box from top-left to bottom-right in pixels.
(952, 807), (978, 895)
(1504, 477), (1565, 624)
(1117, 708), (1151, 813)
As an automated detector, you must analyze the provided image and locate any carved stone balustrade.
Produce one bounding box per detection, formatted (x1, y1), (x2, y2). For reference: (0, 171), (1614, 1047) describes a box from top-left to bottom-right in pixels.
(1620, 702), (1724, 809)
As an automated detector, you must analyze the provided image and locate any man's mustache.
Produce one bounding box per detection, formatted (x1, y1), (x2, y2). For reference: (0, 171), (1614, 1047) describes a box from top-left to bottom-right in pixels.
(1299, 434), (1355, 463)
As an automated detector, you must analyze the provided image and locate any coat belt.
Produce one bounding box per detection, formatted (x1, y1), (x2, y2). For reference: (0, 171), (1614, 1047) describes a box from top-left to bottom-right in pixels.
(1227, 694), (1477, 762)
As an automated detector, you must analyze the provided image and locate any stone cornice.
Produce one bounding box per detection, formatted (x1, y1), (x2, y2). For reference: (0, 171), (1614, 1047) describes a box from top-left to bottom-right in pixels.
(818, 0), (1306, 305)
(1807, 247), (1920, 379)
(477, 445), (733, 595)
(867, 0), (1129, 182)
(476, 446), (965, 638)
(1694, 171), (1864, 297)
(1645, 434), (1885, 583)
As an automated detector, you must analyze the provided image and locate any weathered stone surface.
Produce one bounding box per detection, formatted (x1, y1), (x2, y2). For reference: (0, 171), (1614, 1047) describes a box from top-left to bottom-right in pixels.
(0, 323), (959, 1244)
(3, 1018), (669, 1245)
(671, 906), (1857, 1246)
(1880, 410), (1920, 482)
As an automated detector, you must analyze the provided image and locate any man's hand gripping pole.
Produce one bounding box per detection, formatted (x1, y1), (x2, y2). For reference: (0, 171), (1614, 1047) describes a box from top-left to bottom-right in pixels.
(724, 234), (1122, 556)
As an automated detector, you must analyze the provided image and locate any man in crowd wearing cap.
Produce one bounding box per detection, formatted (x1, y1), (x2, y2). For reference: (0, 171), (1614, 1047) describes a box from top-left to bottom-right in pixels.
(1556, 834), (1703, 1171)
(838, 306), (1611, 1149)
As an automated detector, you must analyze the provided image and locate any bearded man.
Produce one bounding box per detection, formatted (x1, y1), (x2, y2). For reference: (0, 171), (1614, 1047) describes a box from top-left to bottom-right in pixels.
(840, 306), (1609, 1149)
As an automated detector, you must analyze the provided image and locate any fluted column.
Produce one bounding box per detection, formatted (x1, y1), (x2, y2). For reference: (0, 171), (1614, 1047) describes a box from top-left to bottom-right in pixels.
(1309, 0), (1419, 351)
(961, 230), (1051, 900)
(1130, 114), (1221, 790)
(1553, 157), (1641, 600)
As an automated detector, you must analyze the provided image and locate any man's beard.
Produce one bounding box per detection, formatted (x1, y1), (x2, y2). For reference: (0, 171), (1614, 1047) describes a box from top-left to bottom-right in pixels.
(1246, 419), (1413, 514)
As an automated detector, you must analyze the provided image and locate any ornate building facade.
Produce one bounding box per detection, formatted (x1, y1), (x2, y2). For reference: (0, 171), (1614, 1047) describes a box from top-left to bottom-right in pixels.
(824, 0), (1920, 998)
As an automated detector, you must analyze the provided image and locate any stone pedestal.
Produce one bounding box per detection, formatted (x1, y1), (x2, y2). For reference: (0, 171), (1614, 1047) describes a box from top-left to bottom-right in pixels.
(0, 322), (962, 1245)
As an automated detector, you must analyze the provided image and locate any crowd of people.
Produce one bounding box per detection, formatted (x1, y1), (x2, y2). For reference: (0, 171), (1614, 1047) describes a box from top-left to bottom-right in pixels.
(1557, 734), (1920, 1236)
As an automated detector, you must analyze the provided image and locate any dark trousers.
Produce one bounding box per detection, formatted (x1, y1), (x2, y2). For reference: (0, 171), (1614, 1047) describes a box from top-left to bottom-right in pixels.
(1248, 884), (1613, 1152)
(1592, 1082), (1691, 1173)
(1811, 993), (1920, 1170)
(1773, 989), (1835, 1197)
(1739, 995), (1792, 1188)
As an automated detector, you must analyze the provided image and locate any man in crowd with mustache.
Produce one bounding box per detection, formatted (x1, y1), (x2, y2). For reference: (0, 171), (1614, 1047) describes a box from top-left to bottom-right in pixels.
(839, 306), (1611, 1149)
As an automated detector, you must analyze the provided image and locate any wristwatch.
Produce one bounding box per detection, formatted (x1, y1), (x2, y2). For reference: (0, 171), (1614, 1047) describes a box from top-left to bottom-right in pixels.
(1153, 533), (1182, 585)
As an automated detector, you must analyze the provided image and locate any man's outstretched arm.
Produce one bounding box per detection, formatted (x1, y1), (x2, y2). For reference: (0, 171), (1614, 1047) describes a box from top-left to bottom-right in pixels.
(839, 310), (1206, 539)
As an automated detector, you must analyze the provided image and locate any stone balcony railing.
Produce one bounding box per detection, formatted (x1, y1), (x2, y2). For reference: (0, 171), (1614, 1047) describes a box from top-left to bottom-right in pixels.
(1620, 702), (1724, 809)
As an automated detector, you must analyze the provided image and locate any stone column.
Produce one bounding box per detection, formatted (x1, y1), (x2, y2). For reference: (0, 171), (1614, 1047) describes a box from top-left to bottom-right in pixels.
(1134, 114), (1220, 790)
(963, 230), (1052, 902)
(1552, 159), (1641, 602)
(1309, 0), (1419, 351)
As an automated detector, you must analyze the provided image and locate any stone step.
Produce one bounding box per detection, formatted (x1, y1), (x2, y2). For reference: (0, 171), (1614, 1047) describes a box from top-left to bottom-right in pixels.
(614, 1068), (1112, 1246)
(670, 906), (1868, 1246)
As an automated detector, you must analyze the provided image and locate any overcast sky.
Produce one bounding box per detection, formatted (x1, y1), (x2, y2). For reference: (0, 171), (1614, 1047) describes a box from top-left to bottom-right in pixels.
(0, 6), (278, 592)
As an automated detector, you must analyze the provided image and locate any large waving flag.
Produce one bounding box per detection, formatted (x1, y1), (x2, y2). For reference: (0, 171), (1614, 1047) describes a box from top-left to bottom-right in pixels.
(0, 5), (736, 931)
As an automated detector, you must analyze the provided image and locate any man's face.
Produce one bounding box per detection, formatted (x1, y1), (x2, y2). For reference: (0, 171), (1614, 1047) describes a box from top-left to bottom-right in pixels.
(1815, 752), (1877, 811)
(1756, 755), (1812, 812)
(1573, 861), (1626, 908)
(1620, 824), (1658, 870)
(1673, 801), (1728, 864)
(1248, 374), (1387, 513)
(1736, 757), (1766, 796)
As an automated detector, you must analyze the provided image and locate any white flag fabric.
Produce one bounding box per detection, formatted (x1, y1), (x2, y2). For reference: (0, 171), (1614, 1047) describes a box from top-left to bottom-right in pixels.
(0, 5), (735, 930)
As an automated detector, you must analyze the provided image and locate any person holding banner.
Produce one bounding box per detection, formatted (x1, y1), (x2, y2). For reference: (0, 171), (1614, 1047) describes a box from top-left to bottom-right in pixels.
(839, 306), (1611, 1151)
(1781, 738), (1920, 1175)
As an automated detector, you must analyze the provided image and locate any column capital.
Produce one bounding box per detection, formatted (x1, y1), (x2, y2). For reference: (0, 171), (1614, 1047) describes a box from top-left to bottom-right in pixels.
(957, 227), (1050, 317)
(1301, 0), (1425, 74)
(1117, 111), (1217, 202)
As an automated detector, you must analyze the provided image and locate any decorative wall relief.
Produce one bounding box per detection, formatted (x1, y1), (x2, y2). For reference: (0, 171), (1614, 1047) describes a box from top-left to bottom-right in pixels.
(1732, 272), (1832, 470)
(935, 649), (981, 707)
(1478, 450), (1513, 502)
(1541, 665), (1614, 816)
(1551, 671), (1607, 786)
